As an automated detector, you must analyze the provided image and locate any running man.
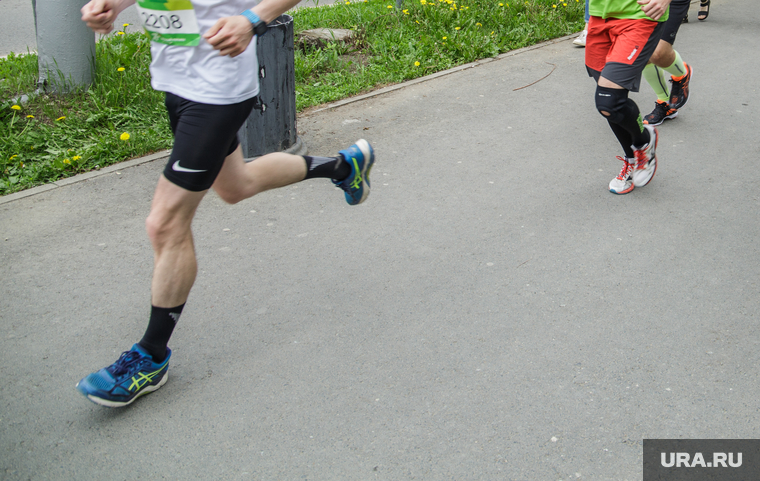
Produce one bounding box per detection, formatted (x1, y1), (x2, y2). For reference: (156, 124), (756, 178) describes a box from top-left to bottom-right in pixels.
(77, 0), (375, 407)
(586, 0), (671, 195)
(641, 0), (692, 126)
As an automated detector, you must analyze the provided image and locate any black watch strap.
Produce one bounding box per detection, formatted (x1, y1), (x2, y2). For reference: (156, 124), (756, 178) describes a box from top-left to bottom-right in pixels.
(241, 10), (268, 36)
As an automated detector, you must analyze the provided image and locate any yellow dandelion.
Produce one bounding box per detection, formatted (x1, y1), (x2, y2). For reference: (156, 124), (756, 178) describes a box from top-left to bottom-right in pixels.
(117, 31), (125, 35)
(120, 132), (131, 141)
(9, 155), (17, 160)
(117, 67), (125, 72)
(123, 23), (130, 27)
(476, 22), (482, 26)
(414, 61), (420, 66)
(420, 0), (427, 4)
(11, 105), (21, 110)
(403, 8), (409, 13)
(442, 36), (447, 40)
(387, 4), (393, 7)
(455, 26), (460, 30)
(72, 155), (82, 161)
(416, 19), (420, 23)
(63, 158), (71, 165)
(26, 115), (34, 119)
(563, 2), (567, 5)
(56, 116), (66, 121)
(552, 4), (556, 7)
(499, 2), (503, 5)
(491, 31), (495, 35)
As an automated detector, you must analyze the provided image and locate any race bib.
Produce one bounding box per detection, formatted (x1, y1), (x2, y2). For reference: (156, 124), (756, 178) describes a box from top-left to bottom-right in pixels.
(136, 0), (200, 46)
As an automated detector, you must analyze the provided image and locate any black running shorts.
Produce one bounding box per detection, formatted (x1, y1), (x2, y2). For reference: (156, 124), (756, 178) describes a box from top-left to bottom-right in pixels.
(162, 92), (256, 192)
(660, 0), (691, 45)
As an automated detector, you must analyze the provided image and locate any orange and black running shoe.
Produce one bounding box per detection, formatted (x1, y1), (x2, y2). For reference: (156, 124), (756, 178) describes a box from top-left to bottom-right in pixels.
(669, 63), (692, 110)
(644, 100), (678, 126)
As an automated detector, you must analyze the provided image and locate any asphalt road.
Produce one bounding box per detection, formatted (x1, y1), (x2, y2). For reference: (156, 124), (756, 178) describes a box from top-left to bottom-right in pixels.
(1, 0), (759, 479)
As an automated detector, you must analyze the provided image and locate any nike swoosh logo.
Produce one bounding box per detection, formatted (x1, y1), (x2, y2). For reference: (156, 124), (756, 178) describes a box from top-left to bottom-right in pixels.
(172, 161), (207, 173)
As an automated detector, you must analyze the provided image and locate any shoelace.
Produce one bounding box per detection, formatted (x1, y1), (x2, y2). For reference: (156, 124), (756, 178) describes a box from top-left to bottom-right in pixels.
(654, 101), (671, 116)
(107, 350), (143, 377)
(615, 156), (632, 179)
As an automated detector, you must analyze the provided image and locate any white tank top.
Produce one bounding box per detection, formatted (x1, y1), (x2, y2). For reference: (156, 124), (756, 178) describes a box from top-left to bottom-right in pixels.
(139, 0), (260, 105)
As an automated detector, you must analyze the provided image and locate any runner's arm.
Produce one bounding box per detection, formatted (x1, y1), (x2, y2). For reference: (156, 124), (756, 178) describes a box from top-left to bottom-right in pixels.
(204, 0), (303, 58)
(81, 0), (136, 34)
(637, 0), (671, 21)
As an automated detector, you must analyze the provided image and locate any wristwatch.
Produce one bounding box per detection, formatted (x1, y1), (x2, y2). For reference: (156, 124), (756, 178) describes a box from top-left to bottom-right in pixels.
(241, 9), (268, 36)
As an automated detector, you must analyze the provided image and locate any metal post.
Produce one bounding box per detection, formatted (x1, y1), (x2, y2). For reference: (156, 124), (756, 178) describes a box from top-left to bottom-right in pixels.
(33, 0), (95, 93)
(238, 14), (306, 159)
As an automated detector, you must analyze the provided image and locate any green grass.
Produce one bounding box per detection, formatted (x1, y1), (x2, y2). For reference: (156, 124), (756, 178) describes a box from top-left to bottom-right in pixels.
(0, 0), (582, 195)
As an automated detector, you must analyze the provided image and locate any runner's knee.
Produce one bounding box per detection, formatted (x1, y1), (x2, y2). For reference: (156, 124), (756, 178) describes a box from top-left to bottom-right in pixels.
(145, 208), (192, 250)
(212, 180), (252, 205)
(595, 86), (631, 124)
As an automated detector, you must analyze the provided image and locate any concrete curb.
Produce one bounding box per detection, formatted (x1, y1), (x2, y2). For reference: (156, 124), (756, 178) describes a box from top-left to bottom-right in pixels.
(0, 151), (170, 205)
(308, 33), (577, 113)
(0, 33), (578, 206)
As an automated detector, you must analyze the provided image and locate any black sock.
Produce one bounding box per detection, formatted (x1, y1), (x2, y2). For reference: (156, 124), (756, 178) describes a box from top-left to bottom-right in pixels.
(607, 121), (635, 159)
(139, 304), (184, 363)
(597, 86), (650, 150)
(303, 155), (351, 181)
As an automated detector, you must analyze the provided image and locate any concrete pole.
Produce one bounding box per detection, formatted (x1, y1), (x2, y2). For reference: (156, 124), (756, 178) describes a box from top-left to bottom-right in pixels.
(33, 0), (95, 93)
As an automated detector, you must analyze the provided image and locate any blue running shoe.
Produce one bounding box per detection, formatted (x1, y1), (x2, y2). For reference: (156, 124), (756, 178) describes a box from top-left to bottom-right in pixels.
(76, 344), (170, 408)
(332, 139), (375, 205)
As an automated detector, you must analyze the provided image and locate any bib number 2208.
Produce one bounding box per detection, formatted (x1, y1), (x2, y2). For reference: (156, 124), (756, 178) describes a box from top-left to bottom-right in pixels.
(136, 0), (200, 47)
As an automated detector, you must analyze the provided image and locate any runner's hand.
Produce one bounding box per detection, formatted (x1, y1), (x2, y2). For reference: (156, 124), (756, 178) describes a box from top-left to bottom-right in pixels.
(638, 0), (671, 21)
(204, 16), (255, 58)
(81, 0), (126, 34)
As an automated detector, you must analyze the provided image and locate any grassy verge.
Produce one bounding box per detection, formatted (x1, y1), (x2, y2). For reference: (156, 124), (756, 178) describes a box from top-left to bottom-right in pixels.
(0, 0), (582, 195)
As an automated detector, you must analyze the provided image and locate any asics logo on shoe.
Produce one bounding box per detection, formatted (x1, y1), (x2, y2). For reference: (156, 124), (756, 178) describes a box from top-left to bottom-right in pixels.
(172, 161), (207, 173)
(349, 158), (363, 189)
(128, 367), (164, 393)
